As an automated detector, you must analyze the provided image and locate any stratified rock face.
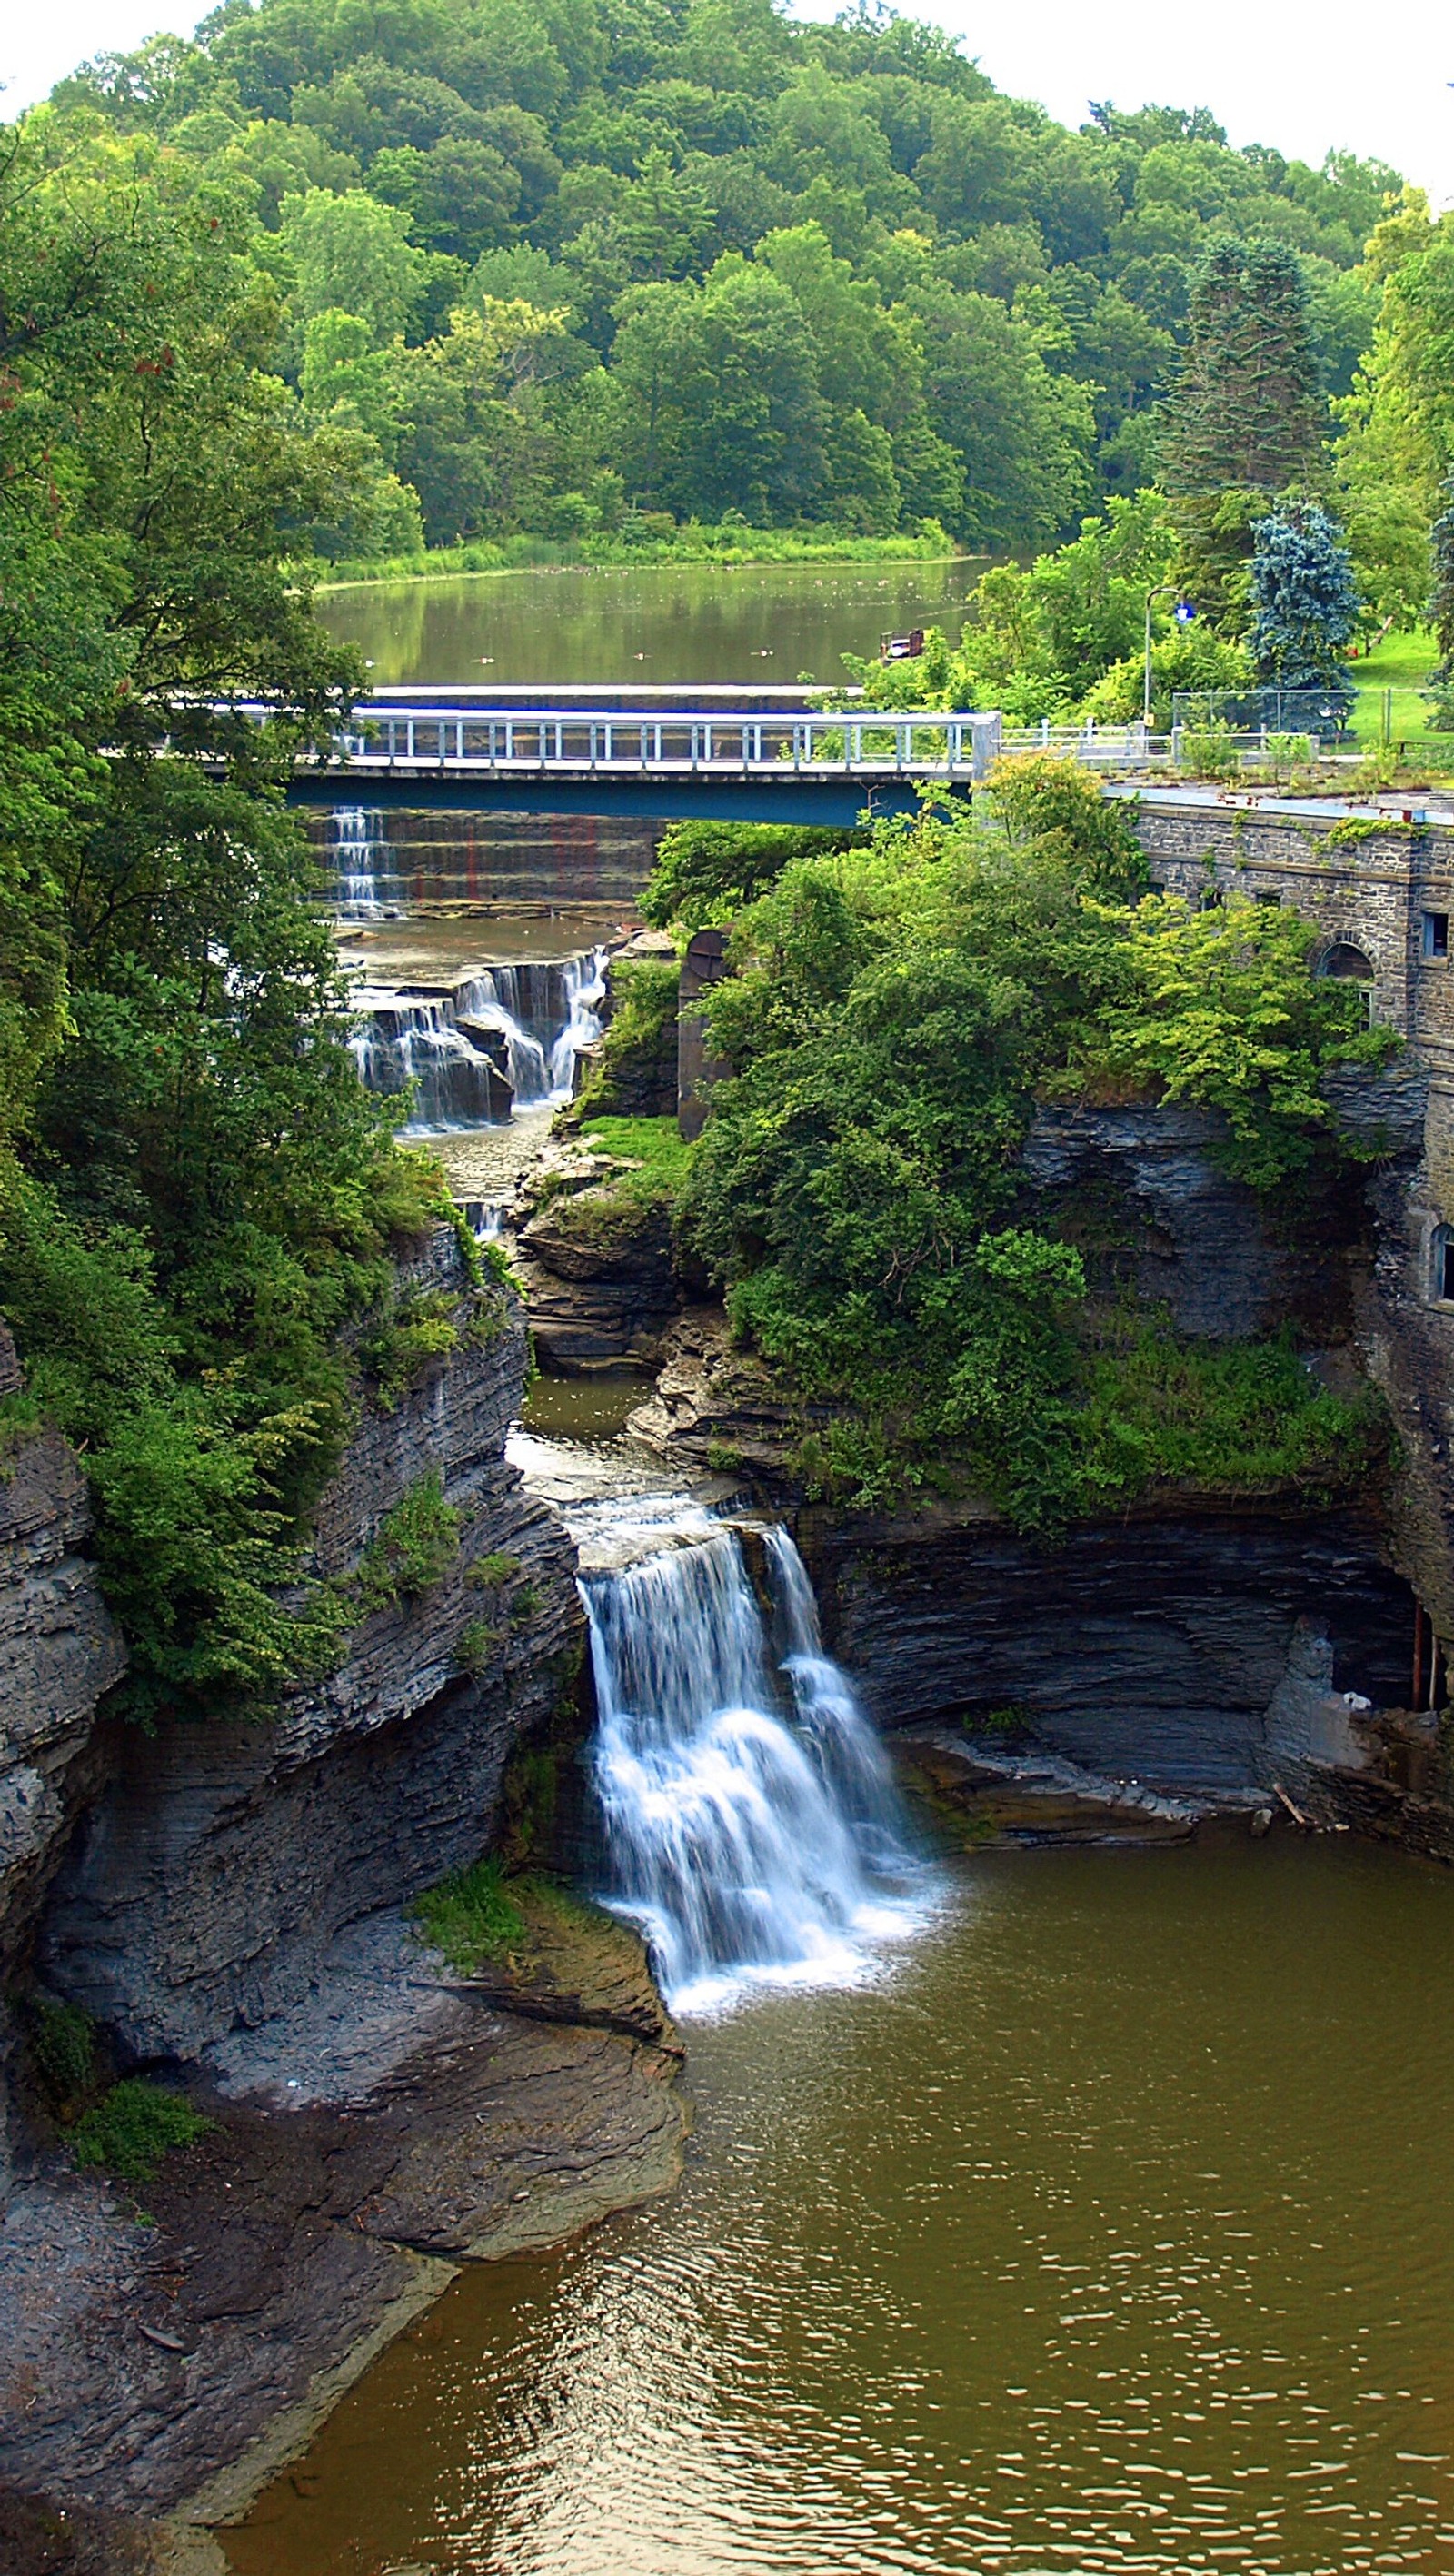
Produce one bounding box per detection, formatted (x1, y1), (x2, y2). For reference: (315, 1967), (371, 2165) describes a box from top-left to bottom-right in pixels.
(514, 1147), (682, 1370)
(0, 1327), (126, 1984)
(1020, 1102), (1359, 1340)
(804, 1508), (1414, 1795)
(38, 1233), (585, 2065)
(0, 1916), (686, 2528)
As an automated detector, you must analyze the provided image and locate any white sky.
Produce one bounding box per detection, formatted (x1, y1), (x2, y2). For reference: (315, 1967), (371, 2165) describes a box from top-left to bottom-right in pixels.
(4, 0), (1452, 206)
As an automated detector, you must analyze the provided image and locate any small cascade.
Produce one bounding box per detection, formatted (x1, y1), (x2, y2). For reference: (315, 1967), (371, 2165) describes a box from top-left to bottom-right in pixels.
(581, 1517), (922, 2012)
(331, 809), (401, 918)
(349, 994), (514, 1129)
(350, 945), (608, 1130)
(549, 948), (607, 1095)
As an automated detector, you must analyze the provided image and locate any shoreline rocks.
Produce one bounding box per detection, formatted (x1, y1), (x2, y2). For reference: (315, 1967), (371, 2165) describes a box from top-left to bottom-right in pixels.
(0, 1906), (687, 2551)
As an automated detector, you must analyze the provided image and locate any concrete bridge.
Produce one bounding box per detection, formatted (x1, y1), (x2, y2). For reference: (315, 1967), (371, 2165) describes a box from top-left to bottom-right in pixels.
(280, 698), (1002, 828)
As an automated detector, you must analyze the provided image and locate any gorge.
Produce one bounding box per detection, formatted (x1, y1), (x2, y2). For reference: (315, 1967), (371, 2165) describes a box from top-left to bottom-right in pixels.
(8, 753), (1454, 2575)
(11, 15), (1454, 2561)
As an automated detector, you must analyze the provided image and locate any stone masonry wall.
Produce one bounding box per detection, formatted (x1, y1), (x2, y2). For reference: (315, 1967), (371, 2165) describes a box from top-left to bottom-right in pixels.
(1129, 794), (1454, 1653)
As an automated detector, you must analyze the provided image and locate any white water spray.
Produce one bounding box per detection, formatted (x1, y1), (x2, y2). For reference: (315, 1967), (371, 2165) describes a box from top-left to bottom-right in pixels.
(581, 1519), (922, 2012)
(349, 946), (608, 1129)
(331, 808), (395, 918)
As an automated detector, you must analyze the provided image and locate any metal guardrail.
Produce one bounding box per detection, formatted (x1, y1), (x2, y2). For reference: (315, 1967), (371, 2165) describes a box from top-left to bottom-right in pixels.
(309, 702), (1003, 782)
(1001, 721), (1157, 767)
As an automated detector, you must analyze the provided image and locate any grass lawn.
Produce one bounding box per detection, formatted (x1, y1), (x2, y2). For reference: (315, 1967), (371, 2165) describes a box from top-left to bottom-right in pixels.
(577, 1115), (695, 1193)
(1348, 624), (1443, 746)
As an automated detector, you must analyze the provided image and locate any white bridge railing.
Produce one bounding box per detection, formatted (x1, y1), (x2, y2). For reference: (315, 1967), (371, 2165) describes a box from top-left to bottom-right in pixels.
(310, 703), (1004, 783)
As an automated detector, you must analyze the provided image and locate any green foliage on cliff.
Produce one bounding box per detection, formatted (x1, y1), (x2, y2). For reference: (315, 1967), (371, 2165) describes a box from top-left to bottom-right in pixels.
(642, 823), (871, 933)
(354, 1471), (462, 1613)
(577, 1118), (697, 1203)
(412, 1858), (526, 1969)
(70, 2080), (214, 2184)
(577, 956), (681, 1115)
(19, 1995), (96, 2104)
(0, 122), (462, 1720)
(356, 1289), (462, 1409)
(682, 757), (1393, 1521)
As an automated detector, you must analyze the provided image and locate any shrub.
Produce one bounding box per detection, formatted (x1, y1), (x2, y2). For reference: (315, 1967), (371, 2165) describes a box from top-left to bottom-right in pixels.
(578, 957), (680, 1117)
(356, 1291), (459, 1409)
(21, 1994), (95, 2099)
(354, 1469), (460, 1612)
(453, 1618), (495, 1676)
(468, 1549), (521, 1588)
(1180, 722), (1241, 781)
(412, 1859), (524, 1970)
(70, 2081), (213, 2183)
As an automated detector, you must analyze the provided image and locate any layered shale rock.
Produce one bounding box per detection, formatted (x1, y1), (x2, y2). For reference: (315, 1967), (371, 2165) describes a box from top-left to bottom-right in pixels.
(36, 1229), (583, 2066)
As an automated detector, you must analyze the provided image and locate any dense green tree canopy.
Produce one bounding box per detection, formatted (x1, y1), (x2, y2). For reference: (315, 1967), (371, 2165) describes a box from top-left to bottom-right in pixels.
(0, 114), (448, 1718)
(664, 771), (1392, 1521)
(34, 0), (1401, 550)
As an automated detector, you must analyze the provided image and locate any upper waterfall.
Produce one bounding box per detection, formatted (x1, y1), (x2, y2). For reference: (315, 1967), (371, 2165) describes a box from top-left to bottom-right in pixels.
(348, 948), (606, 1130)
(580, 1515), (925, 2014)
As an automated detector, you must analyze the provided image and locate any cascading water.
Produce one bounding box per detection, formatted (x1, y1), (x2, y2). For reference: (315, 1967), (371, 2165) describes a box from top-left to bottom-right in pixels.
(581, 1517), (923, 2012)
(548, 949), (608, 1094)
(349, 946), (607, 1130)
(331, 808), (401, 918)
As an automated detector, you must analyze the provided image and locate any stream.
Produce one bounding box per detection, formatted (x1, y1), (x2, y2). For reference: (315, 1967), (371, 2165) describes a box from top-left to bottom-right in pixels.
(223, 1442), (1454, 2576)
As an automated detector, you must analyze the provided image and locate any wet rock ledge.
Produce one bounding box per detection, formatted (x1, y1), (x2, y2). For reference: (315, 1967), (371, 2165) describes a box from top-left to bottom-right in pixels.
(0, 1907), (684, 2560)
(0, 1235), (687, 2564)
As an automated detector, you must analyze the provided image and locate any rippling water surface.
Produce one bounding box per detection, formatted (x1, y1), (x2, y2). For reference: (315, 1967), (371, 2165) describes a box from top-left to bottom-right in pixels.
(224, 1837), (1454, 2576)
(319, 558), (981, 688)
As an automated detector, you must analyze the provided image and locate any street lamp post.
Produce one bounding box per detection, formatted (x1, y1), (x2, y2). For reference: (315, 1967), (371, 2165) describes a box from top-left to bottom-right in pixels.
(1143, 582), (1179, 727)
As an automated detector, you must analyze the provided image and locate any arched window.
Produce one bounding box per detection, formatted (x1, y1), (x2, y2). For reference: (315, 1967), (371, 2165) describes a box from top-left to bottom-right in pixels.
(1318, 940), (1376, 1027)
(1432, 1225), (1454, 1307)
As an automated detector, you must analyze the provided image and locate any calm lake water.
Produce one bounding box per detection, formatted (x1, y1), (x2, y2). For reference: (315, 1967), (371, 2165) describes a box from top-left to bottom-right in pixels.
(224, 1835), (1454, 2576)
(318, 558), (980, 689)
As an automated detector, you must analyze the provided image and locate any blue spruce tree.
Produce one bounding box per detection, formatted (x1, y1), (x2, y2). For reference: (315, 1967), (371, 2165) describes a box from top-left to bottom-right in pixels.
(1249, 503), (1360, 702)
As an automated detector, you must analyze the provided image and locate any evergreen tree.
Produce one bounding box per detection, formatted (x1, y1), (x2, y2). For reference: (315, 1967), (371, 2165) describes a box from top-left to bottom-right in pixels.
(1160, 238), (1326, 625)
(1160, 237), (1324, 494)
(1249, 502), (1360, 692)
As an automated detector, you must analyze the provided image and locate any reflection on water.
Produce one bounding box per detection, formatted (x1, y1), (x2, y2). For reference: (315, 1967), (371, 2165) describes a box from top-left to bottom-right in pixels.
(224, 1837), (1454, 2576)
(319, 558), (980, 689)
(522, 1370), (647, 1442)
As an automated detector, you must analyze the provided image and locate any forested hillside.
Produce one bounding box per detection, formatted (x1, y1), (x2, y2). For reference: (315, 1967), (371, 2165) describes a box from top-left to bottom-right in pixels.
(39, 0), (1399, 552)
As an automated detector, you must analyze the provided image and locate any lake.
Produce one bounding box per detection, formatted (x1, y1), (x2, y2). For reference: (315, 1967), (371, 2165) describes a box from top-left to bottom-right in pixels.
(317, 557), (980, 690)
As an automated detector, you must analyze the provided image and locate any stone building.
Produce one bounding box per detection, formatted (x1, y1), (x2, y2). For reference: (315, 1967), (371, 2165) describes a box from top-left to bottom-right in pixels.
(1130, 789), (1454, 1666)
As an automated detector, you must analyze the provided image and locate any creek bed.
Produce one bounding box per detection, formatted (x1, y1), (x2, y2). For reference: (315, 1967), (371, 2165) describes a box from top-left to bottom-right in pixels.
(222, 1834), (1454, 2576)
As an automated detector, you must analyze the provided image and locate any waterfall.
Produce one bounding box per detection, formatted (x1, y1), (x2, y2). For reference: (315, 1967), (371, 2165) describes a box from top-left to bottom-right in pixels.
(331, 808), (397, 918)
(582, 1519), (922, 2013)
(348, 994), (513, 1129)
(549, 949), (607, 1095)
(349, 946), (608, 1130)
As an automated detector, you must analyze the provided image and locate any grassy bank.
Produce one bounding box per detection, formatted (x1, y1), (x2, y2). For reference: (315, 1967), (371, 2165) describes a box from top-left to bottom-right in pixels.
(313, 522), (959, 593)
(1349, 625), (1443, 748)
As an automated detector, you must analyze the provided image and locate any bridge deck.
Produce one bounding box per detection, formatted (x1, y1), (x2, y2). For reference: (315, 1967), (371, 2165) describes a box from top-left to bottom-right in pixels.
(248, 701), (1001, 821)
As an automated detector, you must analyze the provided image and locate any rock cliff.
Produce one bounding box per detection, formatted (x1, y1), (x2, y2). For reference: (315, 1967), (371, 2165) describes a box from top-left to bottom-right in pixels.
(37, 1228), (582, 2065)
(0, 1331), (127, 1986)
(514, 1143), (684, 1371)
(0, 1228), (687, 2552)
